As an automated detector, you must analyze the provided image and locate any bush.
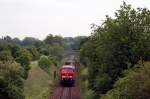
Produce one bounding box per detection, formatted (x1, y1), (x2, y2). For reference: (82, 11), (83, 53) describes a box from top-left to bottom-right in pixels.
(79, 66), (98, 99)
(15, 49), (32, 79)
(84, 89), (97, 99)
(94, 74), (112, 93)
(8, 44), (21, 58)
(0, 61), (24, 99)
(0, 50), (13, 62)
(26, 46), (40, 60)
(48, 55), (58, 66)
(38, 56), (52, 70)
(40, 48), (49, 56)
(48, 46), (65, 61)
(102, 62), (150, 99)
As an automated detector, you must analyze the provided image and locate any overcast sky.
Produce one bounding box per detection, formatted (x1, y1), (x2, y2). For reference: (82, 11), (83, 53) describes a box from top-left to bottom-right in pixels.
(0, 0), (150, 39)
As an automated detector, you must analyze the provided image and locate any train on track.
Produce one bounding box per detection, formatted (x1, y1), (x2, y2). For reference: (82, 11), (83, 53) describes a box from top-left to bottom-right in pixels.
(59, 62), (77, 86)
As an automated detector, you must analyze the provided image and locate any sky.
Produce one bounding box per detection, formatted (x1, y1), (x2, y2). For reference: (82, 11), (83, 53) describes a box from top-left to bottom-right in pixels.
(0, 0), (150, 40)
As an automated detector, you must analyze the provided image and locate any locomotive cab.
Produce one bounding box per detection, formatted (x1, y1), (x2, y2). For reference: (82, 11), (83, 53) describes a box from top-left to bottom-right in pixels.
(60, 65), (76, 86)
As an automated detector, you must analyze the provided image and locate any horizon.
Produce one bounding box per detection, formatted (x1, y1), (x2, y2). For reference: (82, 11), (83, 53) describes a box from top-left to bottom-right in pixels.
(0, 34), (88, 40)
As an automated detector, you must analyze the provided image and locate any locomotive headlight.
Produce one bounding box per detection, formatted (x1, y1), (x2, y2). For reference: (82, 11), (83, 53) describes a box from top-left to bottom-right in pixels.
(62, 76), (66, 78)
(69, 76), (73, 78)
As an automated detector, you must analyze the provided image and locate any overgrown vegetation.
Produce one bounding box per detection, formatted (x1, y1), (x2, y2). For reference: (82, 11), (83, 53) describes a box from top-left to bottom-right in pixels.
(38, 56), (52, 72)
(24, 61), (57, 99)
(79, 66), (97, 99)
(0, 34), (66, 99)
(102, 62), (150, 99)
(79, 2), (150, 99)
(0, 61), (24, 99)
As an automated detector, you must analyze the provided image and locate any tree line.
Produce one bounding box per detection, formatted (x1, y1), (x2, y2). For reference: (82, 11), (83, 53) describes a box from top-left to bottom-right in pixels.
(0, 34), (66, 99)
(79, 2), (150, 99)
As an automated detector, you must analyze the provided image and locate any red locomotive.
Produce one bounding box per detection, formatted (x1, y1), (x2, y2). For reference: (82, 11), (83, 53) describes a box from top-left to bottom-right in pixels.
(59, 62), (76, 86)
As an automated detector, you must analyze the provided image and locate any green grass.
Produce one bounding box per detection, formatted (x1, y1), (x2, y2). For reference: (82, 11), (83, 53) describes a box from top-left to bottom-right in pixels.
(24, 61), (55, 99)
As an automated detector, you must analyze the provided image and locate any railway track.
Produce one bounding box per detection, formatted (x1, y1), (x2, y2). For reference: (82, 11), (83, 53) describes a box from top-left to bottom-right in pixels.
(50, 54), (80, 99)
(49, 83), (80, 99)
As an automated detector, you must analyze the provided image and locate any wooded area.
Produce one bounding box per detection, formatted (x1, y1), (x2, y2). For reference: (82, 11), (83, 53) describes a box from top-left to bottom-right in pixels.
(0, 34), (82, 99)
(79, 2), (150, 99)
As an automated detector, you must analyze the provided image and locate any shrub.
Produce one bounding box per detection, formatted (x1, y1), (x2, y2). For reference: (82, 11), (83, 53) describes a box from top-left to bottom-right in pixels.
(0, 61), (24, 99)
(15, 49), (32, 79)
(40, 48), (50, 56)
(26, 46), (40, 60)
(84, 89), (97, 99)
(102, 62), (150, 99)
(38, 56), (52, 70)
(48, 55), (58, 66)
(0, 50), (13, 62)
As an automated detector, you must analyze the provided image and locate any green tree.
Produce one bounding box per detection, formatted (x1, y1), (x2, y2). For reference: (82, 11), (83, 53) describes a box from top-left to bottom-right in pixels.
(49, 46), (65, 61)
(38, 56), (52, 71)
(40, 48), (50, 56)
(15, 49), (32, 79)
(102, 62), (150, 99)
(48, 55), (58, 66)
(8, 44), (21, 58)
(0, 50), (13, 62)
(80, 2), (150, 98)
(0, 61), (24, 99)
(21, 37), (40, 46)
(44, 34), (63, 46)
(26, 46), (40, 60)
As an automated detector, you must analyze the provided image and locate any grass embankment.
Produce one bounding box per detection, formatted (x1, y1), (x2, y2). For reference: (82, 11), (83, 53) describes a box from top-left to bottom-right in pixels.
(24, 61), (57, 99)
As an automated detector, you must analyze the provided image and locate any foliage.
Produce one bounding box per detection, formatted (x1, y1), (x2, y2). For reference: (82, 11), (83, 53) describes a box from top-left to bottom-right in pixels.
(12, 37), (21, 44)
(0, 50), (13, 62)
(79, 66), (98, 99)
(49, 46), (65, 61)
(21, 37), (40, 46)
(38, 56), (52, 70)
(39, 48), (49, 56)
(3, 36), (12, 43)
(48, 55), (58, 66)
(102, 62), (150, 99)
(26, 46), (40, 60)
(8, 44), (21, 58)
(43, 34), (65, 60)
(0, 61), (24, 99)
(0, 34), (67, 99)
(15, 49), (32, 79)
(63, 36), (88, 52)
(79, 2), (150, 98)
(44, 34), (63, 46)
(84, 89), (97, 99)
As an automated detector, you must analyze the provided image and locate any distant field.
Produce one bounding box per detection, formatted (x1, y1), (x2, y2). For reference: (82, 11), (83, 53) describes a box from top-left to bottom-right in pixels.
(24, 61), (55, 99)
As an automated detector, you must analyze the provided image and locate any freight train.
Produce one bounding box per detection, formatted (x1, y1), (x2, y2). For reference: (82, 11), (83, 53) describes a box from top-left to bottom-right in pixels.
(59, 62), (76, 86)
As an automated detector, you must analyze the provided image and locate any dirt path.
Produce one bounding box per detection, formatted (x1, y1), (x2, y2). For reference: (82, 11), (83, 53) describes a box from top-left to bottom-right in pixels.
(49, 82), (81, 99)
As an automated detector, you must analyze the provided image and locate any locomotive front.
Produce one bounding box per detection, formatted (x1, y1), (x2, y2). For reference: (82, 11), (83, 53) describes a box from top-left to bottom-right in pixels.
(60, 64), (76, 86)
